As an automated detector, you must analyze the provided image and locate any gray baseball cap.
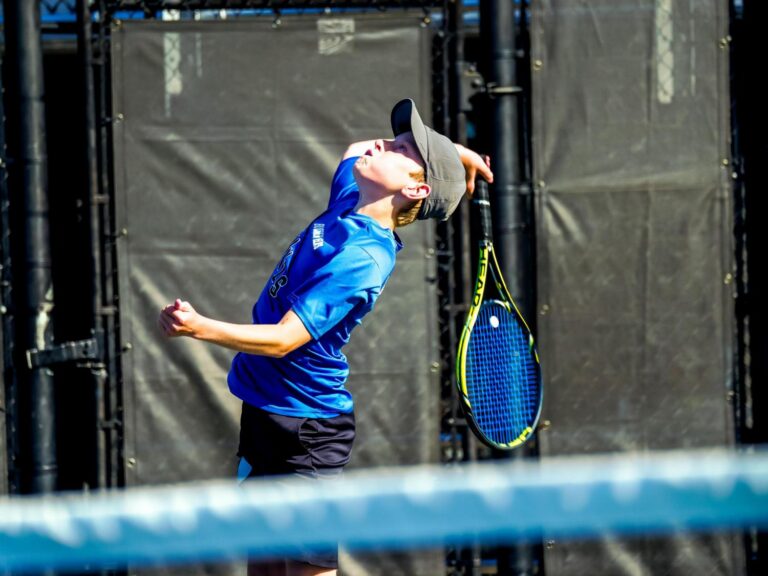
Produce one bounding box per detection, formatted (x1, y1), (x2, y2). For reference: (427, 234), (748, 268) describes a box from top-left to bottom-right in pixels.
(390, 98), (466, 221)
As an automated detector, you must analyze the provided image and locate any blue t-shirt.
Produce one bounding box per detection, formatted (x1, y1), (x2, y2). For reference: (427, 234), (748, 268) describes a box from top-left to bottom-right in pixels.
(227, 157), (403, 418)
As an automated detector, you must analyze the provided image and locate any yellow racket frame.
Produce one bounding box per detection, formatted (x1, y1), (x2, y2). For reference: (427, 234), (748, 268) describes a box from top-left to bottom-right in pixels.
(455, 242), (540, 449)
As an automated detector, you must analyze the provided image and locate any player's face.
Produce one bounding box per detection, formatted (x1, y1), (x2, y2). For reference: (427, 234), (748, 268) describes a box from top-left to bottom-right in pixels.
(353, 132), (425, 194)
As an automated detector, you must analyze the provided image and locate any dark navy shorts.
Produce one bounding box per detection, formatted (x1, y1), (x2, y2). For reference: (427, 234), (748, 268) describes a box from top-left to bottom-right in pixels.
(237, 402), (356, 568)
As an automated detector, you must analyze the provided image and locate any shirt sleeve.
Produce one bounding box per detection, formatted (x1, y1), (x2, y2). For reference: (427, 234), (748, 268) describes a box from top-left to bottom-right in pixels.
(328, 157), (360, 208)
(288, 246), (382, 340)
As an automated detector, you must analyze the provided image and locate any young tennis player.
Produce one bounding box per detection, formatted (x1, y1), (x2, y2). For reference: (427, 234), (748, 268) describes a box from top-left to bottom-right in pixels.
(159, 98), (492, 576)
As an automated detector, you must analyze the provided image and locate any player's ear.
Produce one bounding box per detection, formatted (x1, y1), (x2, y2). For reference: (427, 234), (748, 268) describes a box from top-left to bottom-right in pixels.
(402, 182), (431, 201)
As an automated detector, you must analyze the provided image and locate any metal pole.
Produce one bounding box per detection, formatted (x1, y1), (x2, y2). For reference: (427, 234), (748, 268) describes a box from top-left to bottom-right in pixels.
(480, 0), (534, 321)
(94, 0), (125, 490)
(2, 0), (57, 496)
(0, 49), (17, 497)
(76, 0), (109, 493)
(739, 2), (768, 574)
(445, 5), (484, 574)
(479, 0), (537, 574)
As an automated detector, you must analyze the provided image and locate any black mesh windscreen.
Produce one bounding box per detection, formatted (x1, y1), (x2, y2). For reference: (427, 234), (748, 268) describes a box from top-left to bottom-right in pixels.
(0, 57), (9, 496)
(112, 15), (442, 575)
(530, 1), (740, 574)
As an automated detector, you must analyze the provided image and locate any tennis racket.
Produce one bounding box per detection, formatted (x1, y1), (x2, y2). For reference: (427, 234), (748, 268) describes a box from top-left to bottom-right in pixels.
(456, 179), (542, 450)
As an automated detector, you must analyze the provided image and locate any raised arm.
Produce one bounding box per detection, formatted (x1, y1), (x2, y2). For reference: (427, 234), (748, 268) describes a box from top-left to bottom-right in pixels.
(159, 299), (312, 358)
(454, 143), (493, 196)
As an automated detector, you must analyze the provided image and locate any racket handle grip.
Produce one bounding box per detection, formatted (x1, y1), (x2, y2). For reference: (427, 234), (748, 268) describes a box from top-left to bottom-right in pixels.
(474, 179), (493, 242)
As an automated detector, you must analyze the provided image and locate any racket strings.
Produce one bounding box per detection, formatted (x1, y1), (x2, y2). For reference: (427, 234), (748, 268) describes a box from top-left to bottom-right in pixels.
(465, 301), (540, 445)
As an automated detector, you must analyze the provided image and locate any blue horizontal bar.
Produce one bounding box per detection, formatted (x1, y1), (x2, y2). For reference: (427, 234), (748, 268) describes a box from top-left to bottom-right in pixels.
(1, 449), (767, 572)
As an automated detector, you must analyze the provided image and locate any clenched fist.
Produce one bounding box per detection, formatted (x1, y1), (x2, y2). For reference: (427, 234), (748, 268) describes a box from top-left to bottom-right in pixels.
(159, 298), (202, 338)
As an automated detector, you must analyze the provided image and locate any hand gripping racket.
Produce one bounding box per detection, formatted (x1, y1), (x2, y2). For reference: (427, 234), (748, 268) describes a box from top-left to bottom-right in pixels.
(456, 179), (543, 450)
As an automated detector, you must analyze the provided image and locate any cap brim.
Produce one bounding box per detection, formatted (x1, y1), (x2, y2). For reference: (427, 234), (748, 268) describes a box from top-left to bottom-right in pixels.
(390, 99), (429, 169)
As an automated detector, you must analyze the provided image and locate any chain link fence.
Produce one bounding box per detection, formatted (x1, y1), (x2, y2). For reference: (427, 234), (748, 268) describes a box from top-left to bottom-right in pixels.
(0, 1), (445, 24)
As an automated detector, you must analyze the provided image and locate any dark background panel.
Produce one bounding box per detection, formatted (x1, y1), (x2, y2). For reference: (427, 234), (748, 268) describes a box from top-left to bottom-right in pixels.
(543, 533), (739, 576)
(112, 14), (441, 576)
(532, 0), (725, 193)
(537, 187), (733, 454)
(531, 0), (739, 574)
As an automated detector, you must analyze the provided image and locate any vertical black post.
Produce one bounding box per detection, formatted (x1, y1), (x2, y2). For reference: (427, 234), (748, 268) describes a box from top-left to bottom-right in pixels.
(2, 0), (57, 495)
(94, 0), (124, 491)
(737, 1), (768, 574)
(0, 53), (16, 497)
(479, 0), (534, 322)
(446, 8), (486, 576)
(77, 0), (109, 492)
(440, 0), (463, 471)
(479, 0), (537, 574)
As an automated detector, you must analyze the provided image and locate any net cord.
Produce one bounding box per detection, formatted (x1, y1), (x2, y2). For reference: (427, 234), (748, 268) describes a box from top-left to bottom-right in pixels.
(1, 450), (767, 572)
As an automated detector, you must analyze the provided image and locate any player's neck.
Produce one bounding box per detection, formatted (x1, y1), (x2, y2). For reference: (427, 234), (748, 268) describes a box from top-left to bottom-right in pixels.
(354, 195), (397, 230)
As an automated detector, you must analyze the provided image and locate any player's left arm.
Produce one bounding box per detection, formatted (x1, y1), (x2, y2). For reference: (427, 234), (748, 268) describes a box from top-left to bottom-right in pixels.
(159, 299), (312, 358)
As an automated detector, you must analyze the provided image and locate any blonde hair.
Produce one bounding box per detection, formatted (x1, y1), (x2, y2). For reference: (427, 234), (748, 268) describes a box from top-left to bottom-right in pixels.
(395, 169), (426, 228)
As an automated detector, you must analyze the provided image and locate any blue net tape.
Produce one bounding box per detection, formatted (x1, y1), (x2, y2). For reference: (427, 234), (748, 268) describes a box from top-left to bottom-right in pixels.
(2, 450), (768, 572)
